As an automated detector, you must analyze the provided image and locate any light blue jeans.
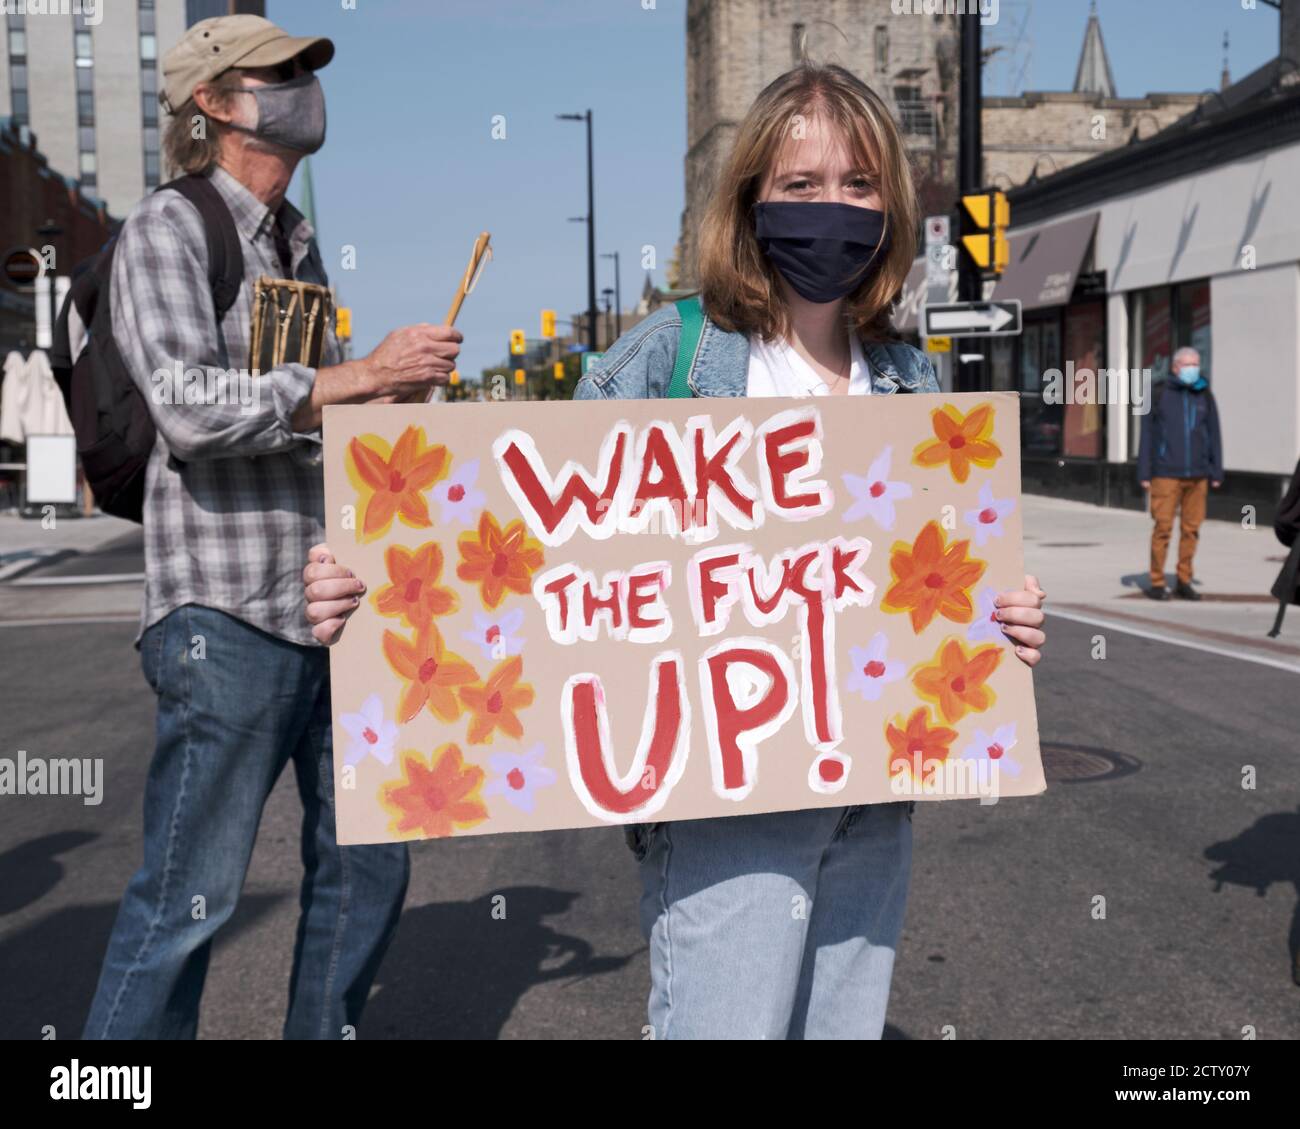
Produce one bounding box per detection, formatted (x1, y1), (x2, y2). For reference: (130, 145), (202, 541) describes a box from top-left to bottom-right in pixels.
(634, 802), (913, 1039)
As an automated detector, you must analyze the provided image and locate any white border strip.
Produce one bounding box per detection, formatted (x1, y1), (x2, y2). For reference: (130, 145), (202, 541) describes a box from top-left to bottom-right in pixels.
(1049, 607), (1300, 675)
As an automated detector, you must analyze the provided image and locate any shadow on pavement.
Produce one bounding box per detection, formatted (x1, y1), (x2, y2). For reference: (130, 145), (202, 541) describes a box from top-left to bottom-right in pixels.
(1205, 807), (1300, 986)
(0, 893), (285, 1039)
(0, 831), (99, 916)
(363, 886), (637, 1039)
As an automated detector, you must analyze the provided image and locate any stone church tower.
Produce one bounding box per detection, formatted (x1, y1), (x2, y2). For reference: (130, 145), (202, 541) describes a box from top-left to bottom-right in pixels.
(674, 0), (1205, 289)
(678, 0), (958, 287)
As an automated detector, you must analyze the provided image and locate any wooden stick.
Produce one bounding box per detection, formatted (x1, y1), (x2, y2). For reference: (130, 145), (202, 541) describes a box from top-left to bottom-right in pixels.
(404, 231), (492, 404)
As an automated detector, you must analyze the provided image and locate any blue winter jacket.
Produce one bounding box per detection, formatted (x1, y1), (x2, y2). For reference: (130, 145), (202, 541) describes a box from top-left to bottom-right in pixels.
(1137, 379), (1223, 483)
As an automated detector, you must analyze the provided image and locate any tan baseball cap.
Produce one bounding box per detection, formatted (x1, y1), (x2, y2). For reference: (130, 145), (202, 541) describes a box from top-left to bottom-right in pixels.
(160, 15), (334, 113)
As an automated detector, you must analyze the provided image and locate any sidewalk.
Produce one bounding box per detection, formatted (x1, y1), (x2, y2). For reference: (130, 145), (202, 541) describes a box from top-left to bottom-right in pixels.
(0, 511), (142, 625)
(1021, 493), (1299, 672)
(2, 499), (1296, 668)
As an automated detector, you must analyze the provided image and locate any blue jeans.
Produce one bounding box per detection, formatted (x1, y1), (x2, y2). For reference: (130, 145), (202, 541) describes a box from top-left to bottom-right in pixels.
(83, 604), (409, 1039)
(635, 802), (912, 1039)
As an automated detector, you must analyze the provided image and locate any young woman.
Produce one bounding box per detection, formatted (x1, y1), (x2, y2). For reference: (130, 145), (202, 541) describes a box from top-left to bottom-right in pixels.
(303, 63), (1046, 1039)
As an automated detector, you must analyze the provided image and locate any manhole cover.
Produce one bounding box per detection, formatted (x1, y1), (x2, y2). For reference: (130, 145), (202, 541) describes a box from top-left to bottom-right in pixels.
(1040, 742), (1141, 783)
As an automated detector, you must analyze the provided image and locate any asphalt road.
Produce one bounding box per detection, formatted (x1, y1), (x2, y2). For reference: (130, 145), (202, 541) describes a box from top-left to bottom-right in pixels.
(1, 606), (1297, 1040)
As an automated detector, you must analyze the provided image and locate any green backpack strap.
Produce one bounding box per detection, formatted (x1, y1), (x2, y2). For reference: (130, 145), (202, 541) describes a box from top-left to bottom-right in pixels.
(668, 295), (703, 398)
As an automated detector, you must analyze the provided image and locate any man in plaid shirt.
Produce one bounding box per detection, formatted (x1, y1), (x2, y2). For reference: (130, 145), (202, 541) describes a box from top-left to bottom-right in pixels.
(84, 16), (460, 1039)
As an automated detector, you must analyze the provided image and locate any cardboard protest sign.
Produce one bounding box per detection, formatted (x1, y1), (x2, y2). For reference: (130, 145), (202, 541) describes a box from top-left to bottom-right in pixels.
(323, 391), (1043, 845)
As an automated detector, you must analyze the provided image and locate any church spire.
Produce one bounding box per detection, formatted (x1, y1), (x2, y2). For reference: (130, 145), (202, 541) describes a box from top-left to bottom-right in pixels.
(1073, 1), (1117, 98)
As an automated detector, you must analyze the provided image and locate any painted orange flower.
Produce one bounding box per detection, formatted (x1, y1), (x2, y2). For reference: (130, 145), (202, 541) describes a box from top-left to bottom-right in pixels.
(881, 520), (987, 633)
(346, 426), (449, 541)
(383, 626), (479, 724)
(913, 402), (1002, 483)
(374, 542), (458, 631)
(911, 637), (1003, 724)
(457, 511), (545, 609)
(380, 744), (488, 839)
(885, 707), (959, 781)
(458, 655), (535, 745)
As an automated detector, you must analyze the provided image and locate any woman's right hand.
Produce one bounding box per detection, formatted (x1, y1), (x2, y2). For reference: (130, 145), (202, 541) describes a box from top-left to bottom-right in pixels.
(304, 543), (366, 646)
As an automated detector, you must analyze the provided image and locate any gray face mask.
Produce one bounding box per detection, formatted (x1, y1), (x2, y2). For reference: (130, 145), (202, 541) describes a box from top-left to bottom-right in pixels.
(231, 73), (326, 154)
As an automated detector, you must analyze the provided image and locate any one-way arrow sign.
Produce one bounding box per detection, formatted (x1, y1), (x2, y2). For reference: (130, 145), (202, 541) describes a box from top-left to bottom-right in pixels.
(923, 300), (1022, 338)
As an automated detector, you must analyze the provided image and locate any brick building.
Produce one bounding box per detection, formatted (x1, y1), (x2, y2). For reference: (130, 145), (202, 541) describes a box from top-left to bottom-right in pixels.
(0, 119), (113, 355)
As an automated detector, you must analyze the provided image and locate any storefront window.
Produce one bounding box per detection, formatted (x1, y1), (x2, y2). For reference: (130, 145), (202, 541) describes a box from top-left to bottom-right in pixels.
(1177, 280), (1212, 380)
(1019, 315), (1064, 457)
(1062, 301), (1106, 458)
(989, 336), (1014, 392)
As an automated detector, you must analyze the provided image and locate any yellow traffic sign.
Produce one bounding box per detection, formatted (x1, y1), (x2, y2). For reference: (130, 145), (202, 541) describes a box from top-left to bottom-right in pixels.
(925, 336), (952, 353)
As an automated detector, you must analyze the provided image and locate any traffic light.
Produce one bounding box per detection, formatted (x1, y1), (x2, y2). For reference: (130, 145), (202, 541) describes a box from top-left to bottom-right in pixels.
(514, 368), (526, 385)
(541, 309), (557, 339)
(449, 369), (460, 385)
(553, 361), (564, 380)
(960, 189), (1010, 278)
(335, 307), (352, 339)
(510, 329), (526, 355)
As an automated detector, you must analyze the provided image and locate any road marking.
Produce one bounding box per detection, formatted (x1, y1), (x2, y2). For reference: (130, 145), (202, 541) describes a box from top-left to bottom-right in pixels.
(1049, 607), (1300, 675)
(8, 573), (144, 587)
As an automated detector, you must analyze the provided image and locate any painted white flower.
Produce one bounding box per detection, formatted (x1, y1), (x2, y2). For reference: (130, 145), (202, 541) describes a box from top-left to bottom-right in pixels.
(961, 723), (1021, 778)
(484, 744), (558, 813)
(432, 458), (486, 525)
(462, 607), (526, 662)
(846, 632), (906, 701)
(963, 481), (1016, 546)
(340, 694), (399, 767)
(966, 586), (1006, 645)
(842, 446), (913, 531)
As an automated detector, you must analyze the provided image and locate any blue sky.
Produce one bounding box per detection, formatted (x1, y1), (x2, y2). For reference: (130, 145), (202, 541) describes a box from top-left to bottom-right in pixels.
(268, 0), (1280, 381)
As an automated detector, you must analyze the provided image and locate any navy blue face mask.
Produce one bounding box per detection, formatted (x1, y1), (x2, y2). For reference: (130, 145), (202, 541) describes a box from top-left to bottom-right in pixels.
(754, 201), (890, 304)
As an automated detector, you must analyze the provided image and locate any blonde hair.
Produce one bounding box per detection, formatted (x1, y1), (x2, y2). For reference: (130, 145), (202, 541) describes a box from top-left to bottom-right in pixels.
(162, 69), (245, 178)
(696, 63), (919, 342)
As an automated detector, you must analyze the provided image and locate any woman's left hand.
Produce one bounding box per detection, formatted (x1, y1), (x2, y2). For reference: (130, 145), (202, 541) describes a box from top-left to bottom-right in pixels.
(995, 574), (1047, 668)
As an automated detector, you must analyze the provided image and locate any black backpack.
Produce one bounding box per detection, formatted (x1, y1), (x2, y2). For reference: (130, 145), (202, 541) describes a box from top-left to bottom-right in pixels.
(50, 175), (243, 522)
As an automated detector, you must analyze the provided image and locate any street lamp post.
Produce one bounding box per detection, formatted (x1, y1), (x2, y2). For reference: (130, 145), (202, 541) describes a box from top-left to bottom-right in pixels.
(600, 250), (621, 338)
(601, 288), (615, 349)
(558, 110), (598, 354)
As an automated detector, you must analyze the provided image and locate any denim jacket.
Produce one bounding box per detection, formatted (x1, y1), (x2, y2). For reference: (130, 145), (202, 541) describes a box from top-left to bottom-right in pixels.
(571, 301), (931, 859)
(574, 302), (940, 401)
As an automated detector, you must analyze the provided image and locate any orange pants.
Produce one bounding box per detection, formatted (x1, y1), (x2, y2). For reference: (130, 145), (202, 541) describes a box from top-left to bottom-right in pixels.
(1149, 476), (1208, 586)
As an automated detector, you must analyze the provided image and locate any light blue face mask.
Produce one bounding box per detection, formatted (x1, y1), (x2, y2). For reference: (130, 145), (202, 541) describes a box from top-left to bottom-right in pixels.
(1177, 365), (1201, 385)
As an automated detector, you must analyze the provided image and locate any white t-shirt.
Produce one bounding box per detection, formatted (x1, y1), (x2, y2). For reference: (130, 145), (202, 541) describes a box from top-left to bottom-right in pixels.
(746, 334), (872, 398)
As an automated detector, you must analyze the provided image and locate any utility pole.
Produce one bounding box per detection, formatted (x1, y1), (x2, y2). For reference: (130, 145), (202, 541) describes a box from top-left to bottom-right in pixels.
(558, 111), (598, 354)
(958, 14), (982, 303)
(956, 11), (983, 392)
(601, 250), (622, 338)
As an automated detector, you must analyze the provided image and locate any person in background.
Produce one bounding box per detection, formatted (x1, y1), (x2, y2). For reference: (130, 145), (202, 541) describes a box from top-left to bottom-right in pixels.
(85, 15), (461, 1040)
(1139, 346), (1223, 601)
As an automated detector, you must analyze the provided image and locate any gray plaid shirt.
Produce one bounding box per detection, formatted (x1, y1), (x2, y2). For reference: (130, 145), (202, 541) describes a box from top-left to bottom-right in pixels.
(112, 165), (340, 647)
